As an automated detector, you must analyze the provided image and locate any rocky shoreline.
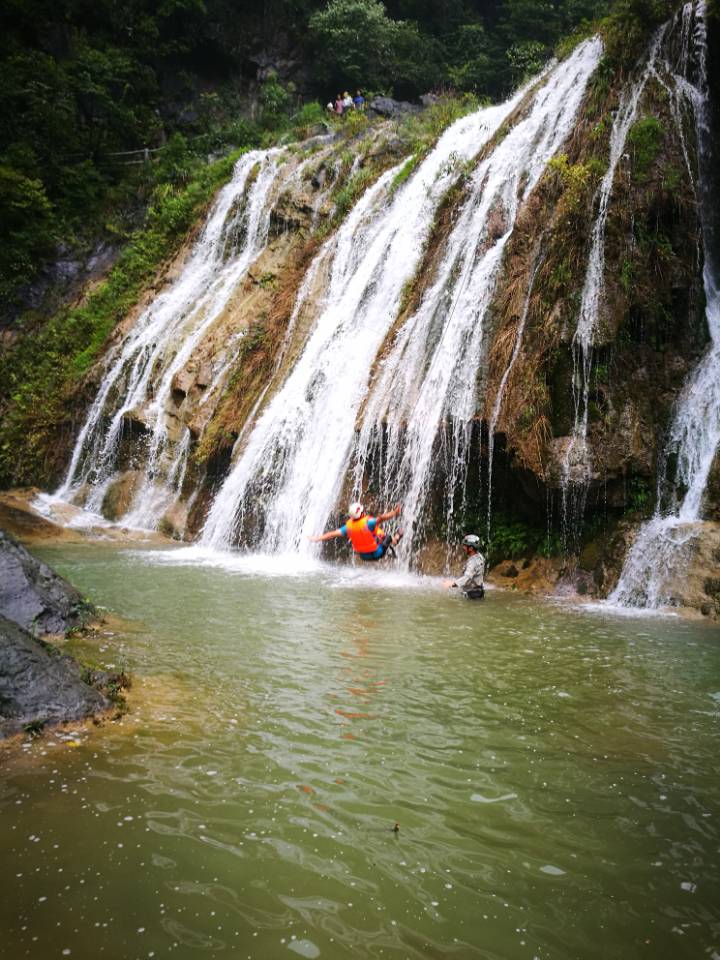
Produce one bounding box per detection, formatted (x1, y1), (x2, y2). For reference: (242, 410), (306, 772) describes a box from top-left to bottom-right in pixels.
(0, 522), (130, 741)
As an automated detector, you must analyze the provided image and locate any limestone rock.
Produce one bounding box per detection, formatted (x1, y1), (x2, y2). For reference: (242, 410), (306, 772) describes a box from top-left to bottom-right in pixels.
(101, 470), (143, 522)
(158, 502), (189, 540)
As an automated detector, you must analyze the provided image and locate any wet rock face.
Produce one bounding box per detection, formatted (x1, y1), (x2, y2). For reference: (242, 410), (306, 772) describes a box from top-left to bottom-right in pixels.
(100, 470), (143, 522)
(0, 615), (108, 738)
(0, 529), (93, 635)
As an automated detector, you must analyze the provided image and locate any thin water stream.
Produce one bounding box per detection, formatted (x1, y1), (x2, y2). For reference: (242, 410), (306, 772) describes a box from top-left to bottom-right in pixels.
(1, 543), (719, 959)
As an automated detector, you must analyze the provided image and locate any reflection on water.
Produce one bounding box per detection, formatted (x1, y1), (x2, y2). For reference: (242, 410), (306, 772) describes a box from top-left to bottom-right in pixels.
(1, 543), (720, 960)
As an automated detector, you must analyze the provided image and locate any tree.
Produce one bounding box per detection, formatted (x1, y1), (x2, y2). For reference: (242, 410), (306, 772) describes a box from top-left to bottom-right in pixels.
(308, 0), (437, 95)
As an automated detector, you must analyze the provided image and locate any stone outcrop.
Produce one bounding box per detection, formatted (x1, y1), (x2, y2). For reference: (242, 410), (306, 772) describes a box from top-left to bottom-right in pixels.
(0, 615), (109, 738)
(0, 528), (93, 635)
(368, 97), (420, 118)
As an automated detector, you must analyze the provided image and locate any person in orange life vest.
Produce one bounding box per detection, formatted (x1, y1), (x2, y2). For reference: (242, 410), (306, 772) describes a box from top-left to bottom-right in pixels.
(309, 502), (403, 561)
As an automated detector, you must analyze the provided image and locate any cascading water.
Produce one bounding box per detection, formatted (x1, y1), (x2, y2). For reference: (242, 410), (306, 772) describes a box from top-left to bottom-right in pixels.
(559, 28), (666, 548)
(201, 38), (602, 558)
(200, 94), (525, 553)
(353, 39), (602, 559)
(55, 146), (313, 526)
(610, 1), (719, 608)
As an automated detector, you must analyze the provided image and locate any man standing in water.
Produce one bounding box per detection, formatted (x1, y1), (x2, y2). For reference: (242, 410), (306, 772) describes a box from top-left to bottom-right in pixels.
(309, 502), (403, 561)
(443, 534), (485, 598)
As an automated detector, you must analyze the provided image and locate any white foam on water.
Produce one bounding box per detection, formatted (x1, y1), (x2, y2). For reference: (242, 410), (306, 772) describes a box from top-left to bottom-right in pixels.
(470, 792), (518, 804)
(128, 543), (442, 592)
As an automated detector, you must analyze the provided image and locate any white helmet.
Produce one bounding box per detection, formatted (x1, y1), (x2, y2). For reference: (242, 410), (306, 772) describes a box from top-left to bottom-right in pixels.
(348, 501), (364, 520)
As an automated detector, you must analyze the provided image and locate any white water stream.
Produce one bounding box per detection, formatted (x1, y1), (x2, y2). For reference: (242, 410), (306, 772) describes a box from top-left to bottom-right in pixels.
(351, 40), (602, 559)
(55, 147), (313, 525)
(559, 29), (667, 546)
(50, 16), (712, 588)
(200, 39), (602, 557)
(610, 1), (720, 608)
(200, 90), (528, 552)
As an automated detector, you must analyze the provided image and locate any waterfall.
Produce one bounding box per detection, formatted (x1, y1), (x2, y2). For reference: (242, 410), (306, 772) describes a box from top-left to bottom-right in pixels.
(201, 38), (602, 556)
(559, 28), (666, 548)
(352, 39), (602, 559)
(201, 96), (525, 552)
(610, 1), (719, 608)
(55, 146), (310, 525)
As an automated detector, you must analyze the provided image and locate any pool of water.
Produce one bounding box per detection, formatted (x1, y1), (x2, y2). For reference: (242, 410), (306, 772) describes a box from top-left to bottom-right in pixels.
(1, 542), (719, 960)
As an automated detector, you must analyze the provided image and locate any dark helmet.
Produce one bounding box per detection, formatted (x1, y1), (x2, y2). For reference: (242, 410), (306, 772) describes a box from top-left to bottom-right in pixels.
(462, 534), (482, 550)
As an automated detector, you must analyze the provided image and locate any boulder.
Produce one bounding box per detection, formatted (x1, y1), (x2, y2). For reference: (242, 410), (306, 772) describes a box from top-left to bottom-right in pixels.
(158, 501), (189, 540)
(101, 470), (143, 522)
(0, 493), (77, 543)
(367, 97), (420, 119)
(0, 529), (93, 635)
(0, 615), (108, 739)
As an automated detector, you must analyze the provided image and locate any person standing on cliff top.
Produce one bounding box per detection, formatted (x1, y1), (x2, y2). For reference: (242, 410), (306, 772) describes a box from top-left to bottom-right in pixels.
(443, 534), (485, 598)
(309, 502), (403, 561)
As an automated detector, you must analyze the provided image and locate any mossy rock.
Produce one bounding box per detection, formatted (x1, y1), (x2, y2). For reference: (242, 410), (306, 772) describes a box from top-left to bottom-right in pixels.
(578, 540), (600, 572)
(703, 578), (720, 599)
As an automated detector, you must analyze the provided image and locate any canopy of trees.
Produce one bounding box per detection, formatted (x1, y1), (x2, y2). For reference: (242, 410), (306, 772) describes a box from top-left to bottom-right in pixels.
(1, 0), (690, 314)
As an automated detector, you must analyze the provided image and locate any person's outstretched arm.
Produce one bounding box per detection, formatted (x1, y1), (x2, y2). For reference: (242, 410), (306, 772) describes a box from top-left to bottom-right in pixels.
(375, 504), (401, 523)
(308, 528), (343, 542)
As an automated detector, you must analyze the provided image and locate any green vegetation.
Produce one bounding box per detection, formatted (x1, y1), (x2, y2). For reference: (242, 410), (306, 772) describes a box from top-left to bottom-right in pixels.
(390, 155), (422, 194)
(0, 148), (245, 487)
(0, 0), (613, 312)
(627, 115), (664, 181)
(333, 166), (376, 217)
(548, 154), (596, 209)
(308, 0), (435, 95)
(601, 0), (677, 65)
(627, 474), (653, 512)
(23, 718), (46, 738)
(487, 512), (563, 563)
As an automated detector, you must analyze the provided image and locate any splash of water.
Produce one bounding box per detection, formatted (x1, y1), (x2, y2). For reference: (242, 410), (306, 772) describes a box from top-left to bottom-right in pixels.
(610, 1), (719, 608)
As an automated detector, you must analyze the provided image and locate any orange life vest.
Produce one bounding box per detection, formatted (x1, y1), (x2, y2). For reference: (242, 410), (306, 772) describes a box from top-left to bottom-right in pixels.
(345, 516), (381, 554)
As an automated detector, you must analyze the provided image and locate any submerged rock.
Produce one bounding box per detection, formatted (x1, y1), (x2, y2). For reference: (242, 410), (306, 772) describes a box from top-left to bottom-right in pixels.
(0, 615), (109, 738)
(0, 528), (94, 635)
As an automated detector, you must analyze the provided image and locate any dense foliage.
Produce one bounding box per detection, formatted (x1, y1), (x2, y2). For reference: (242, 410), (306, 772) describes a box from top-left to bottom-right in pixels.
(0, 0), (620, 315)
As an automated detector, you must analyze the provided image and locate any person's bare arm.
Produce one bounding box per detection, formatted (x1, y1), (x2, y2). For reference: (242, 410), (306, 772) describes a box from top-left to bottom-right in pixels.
(308, 528), (343, 542)
(376, 504), (402, 523)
